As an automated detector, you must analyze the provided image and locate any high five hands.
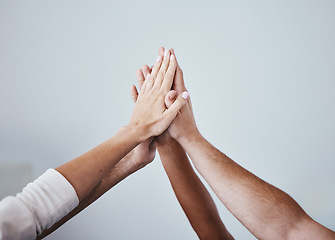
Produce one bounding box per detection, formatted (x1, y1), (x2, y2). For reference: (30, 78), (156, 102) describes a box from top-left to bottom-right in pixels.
(34, 47), (335, 240)
(130, 47), (198, 147)
(128, 47), (190, 143)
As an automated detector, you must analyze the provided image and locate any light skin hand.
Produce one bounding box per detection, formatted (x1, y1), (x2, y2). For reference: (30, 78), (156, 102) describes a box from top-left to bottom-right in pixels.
(129, 49), (189, 142)
(54, 52), (187, 210)
(39, 57), (164, 238)
(132, 48), (234, 240)
(135, 47), (199, 144)
(135, 48), (335, 239)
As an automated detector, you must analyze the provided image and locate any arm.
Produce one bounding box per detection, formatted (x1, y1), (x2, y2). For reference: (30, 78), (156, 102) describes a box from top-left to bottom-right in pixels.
(177, 132), (335, 239)
(157, 135), (233, 240)
(164, 50), (335, 240)
(55, 50), (188, 202)
(0, 52), (189, 240)
(38, 138), (156, 239)
(135, 48), (233, 240)
(38, 51), (188, 238)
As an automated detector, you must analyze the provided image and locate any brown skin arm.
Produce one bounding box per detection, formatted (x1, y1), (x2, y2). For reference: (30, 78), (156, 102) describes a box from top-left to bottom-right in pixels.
(135, 50), (234, 239)
(152, 47), (335, 240)
(157, 134), (234, 240)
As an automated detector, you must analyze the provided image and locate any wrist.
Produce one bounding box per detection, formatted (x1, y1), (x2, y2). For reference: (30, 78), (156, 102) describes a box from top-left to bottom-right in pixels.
(175, 129), (203, 149)
(156, 131), (174, 147)
(120, 124), (147, 144)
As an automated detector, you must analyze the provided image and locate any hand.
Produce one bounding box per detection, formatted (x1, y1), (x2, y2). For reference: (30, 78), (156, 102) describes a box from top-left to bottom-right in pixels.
(128, 50), (189, 142)
(123, 137), (156, 170)
(128, 81), (157, 169)
(134, 47), (199, 143)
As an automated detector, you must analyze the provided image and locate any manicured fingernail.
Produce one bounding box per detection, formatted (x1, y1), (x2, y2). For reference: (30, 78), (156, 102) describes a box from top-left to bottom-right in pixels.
(182, 92), (189, 100)
(164, 49), (169, 57)
(170, 54), (175, 61)
(156, 56), (162, 62)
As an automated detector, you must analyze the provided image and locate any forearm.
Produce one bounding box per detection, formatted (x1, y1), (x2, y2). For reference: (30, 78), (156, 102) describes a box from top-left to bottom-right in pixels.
(56, 125), (141, 201)
(38, 154), (141, 239)
(177, 132), (314, 239)
(157, 136), (233, 240)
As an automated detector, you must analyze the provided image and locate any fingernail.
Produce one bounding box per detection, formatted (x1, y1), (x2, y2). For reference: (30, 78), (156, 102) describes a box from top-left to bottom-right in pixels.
(170, 54), (175, 61)
(164, 49), (169, 57)
(156, 56), (162, 62)
(182, 92), (189, 100)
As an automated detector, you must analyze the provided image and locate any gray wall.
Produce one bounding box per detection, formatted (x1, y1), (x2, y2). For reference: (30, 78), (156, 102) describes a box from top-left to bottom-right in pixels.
(0, 1), (334, 239)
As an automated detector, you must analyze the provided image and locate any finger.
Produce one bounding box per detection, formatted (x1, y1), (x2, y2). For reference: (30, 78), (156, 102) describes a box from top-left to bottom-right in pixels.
(160, 54), (177, 92)
(141, 65), (151, 79)
(165, 90), (177, 108)
(169, 48), (180, 67)
(174, 62), (186, 92)
(136, 69), (145, 90)
(155, 49), (171, 84)
(130, 84), (139, 103)
(163, 91), (189, 127)
(169, 48), (176, 60)
(169, 49), (187, 93)
(158, 47), (165, 57)
(144, 57), (161, 90)
(150, 55), (163, 80)
(140, 65), (153, 92)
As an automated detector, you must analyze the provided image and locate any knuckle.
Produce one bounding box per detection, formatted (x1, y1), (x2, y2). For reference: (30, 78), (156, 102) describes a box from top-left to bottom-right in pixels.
(157, 71), (164, 79)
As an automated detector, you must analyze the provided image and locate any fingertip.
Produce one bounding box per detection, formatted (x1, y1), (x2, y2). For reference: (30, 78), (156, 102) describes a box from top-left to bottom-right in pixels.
(136, 69), (144, 78)
(130, 84), (135, 92)
(169, 48), (175, 55)
(142, 64), (150, 71)
(164, 49), (170, 57)
(130, 84), (137, 91)
(165, 90), (177, 108)
(130, 85), (138, 103)
(142, 65), (151, 77)
(159, 47), (165, 57)
(182, 91), (189, 100)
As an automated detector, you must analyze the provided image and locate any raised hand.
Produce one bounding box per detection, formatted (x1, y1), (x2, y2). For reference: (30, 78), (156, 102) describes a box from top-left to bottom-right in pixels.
(134, 47), (199, 143)
(128, 49), (189, 142)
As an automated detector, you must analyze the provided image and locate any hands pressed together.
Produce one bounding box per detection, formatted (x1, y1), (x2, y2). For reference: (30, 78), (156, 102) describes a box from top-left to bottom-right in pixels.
(112, 47), (335, 240)
(40, 47), (335, 240)
(128, 47), (199, 169)
(1, 44), (333, 240)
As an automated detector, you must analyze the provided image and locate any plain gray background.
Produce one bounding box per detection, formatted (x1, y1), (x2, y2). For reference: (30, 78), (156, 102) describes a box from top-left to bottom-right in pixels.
(0, 0), (334, 239)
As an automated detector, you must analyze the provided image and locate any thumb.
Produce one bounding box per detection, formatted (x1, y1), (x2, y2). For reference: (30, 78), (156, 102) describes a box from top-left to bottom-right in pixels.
(163, 91), (189, 124)
(130, 84), (139, 103)
(165, 90), (177, 108)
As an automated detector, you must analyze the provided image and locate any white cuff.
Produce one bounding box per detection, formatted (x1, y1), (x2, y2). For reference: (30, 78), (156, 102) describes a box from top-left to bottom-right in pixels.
(16, 168), (79, 235)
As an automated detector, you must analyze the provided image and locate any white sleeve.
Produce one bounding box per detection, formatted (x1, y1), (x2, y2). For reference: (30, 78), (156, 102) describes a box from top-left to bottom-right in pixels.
(0, 169), (79, 240)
